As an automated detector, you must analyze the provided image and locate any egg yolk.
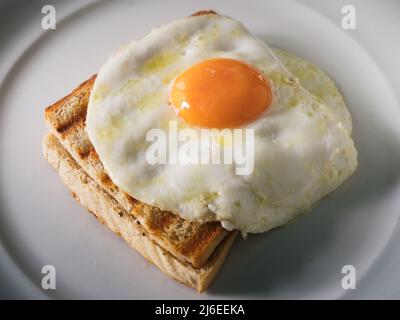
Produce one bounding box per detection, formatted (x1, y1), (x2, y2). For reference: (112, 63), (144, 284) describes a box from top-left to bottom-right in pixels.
(170, 58), (272, 128)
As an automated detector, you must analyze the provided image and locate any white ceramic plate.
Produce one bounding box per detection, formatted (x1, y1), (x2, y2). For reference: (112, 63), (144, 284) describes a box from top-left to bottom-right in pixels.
(1, 0), (400, 299)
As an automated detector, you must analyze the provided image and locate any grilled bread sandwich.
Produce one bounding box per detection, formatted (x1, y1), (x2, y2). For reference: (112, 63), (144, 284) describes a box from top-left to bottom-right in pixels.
(42, 8), (357, 293)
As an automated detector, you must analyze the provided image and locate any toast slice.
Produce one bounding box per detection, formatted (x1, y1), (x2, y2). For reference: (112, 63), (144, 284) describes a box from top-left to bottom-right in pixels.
(43, 133), (237, 292)
(44, 76), (229, 268)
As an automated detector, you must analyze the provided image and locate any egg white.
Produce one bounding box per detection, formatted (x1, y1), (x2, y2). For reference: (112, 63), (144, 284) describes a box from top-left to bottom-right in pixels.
(272, 48), (352, 134)
(86, 13), (358, 235)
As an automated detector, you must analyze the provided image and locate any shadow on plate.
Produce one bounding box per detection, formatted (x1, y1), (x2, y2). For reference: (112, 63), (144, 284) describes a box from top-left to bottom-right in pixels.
(209, 38), (400, 297)
(209, 122), (400, 297)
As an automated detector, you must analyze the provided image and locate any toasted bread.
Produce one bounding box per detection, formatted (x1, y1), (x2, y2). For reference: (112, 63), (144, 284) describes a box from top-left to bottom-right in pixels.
(43, 133), (237, 292)
(44, 76), (229, 268)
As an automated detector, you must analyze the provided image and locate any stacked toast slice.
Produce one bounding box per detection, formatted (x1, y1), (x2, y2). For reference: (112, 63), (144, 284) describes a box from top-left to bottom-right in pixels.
(43, 76), (237, 292)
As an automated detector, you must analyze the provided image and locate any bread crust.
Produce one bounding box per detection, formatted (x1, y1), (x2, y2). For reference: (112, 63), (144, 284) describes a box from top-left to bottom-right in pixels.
(43, 133), (237, 292)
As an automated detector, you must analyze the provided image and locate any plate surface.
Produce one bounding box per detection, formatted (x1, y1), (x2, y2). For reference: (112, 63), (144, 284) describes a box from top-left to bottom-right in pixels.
(1, 0), (400, 299)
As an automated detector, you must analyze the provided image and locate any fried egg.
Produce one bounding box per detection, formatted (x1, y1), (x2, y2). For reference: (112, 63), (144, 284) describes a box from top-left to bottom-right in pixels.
(272, 48), (353, 134)
(86, 13), (357, 235)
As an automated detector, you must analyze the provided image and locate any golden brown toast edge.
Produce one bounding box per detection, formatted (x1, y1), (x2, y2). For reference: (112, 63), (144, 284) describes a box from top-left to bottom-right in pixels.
(42, 133), (237, 292)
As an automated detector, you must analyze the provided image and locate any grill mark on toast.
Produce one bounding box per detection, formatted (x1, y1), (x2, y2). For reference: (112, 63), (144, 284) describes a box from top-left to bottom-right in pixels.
(89, 148), (100, 161)
(180, 222), (223, 256)
(57, 113), (86, 136)
(146, 207), (178, 233)
(191, 10), (217, 16)
(77, 144), (95, 159)
(99, 172), (121, 194)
